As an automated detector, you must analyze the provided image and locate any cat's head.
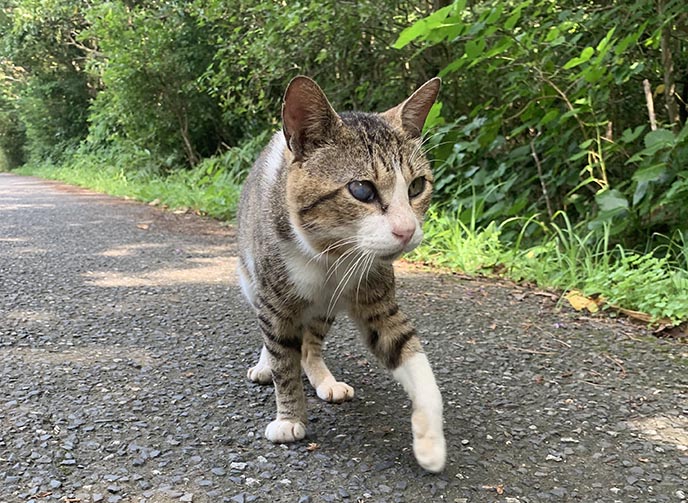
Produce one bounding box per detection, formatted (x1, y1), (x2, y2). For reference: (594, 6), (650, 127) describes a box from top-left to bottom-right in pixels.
(283, 76), (440, 262)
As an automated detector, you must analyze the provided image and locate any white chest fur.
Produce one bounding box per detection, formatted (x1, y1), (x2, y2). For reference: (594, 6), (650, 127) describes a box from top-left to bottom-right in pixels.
(282, 242), (371, 316)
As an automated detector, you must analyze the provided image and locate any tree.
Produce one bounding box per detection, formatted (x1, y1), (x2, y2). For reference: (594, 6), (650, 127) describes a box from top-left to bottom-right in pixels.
(1, 0), (93, 162)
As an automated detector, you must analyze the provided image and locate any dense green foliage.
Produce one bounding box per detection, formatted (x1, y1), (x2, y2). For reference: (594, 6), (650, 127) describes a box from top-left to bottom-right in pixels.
(2, 0), (688, 323)
(403, 0), (688, 247)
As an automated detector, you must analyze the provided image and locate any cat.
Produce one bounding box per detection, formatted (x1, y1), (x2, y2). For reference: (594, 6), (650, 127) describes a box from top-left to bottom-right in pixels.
(236, 75), (446, 472)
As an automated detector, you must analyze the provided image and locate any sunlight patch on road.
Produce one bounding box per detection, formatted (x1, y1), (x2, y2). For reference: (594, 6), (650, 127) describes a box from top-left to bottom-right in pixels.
(83, 256), (238, 287)
(8, 344), (155, 368)
(99, 243), (166, 257)
(0, 203), (57, 211)
(6, 309), (56, 323)
(628, 415), (688, 450)
(15, 247), (49, 254)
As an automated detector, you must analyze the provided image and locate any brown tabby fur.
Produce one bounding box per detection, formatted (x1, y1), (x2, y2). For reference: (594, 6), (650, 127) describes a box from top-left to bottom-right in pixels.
(236, 76), (446, 472)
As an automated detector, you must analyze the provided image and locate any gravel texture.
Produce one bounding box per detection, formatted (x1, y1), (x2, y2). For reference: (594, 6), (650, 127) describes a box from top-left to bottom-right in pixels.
(1, 172), (687, 503)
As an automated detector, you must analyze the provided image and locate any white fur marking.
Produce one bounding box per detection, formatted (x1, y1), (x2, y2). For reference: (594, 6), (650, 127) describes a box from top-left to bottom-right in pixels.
(262, 133), (287, 187)
(247, 345), (272, 384)
(357, 172), (422, 257)
(392, 352), (446, 472)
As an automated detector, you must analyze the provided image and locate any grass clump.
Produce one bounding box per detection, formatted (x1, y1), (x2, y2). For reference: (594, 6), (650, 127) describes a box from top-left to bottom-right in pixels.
(15, 145), (688, 326)
(412, 207), (688, 326)
(15, 132), (268, 220)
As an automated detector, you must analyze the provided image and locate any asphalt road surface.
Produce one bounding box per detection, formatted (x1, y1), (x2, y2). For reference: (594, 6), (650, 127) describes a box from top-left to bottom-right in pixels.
(1, 173), (687, 503)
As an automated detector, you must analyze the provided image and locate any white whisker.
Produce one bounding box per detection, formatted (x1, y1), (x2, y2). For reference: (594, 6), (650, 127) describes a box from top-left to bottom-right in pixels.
(306, 237), (358, 266)
(327, 248), (369, 318)
(355, 253), (375, 305)
(325, 245), (360, 282)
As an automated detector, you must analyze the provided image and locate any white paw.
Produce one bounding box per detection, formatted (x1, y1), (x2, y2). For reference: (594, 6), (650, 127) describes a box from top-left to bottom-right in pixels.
(413, 431), (446, 472)
(265, 419), (306, 443)
(316, 380), (355, 403)
(411, 409), (446, 472)
(247, 364), (272, 384)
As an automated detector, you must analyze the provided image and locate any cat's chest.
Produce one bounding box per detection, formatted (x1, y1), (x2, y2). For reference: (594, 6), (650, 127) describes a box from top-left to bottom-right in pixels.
(283, 249), (367, 309)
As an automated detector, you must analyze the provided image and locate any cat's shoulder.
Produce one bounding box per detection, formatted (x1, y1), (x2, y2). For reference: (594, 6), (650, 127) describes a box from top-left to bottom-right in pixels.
(254, 131), (288, 187)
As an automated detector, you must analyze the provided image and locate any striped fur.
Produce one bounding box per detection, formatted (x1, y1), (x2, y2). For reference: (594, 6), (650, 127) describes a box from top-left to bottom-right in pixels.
(236, 76), (446, 471)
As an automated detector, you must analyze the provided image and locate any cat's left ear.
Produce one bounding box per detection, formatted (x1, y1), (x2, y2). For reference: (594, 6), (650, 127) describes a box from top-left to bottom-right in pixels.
(282, 76), (341, 162)
(383, 77), (441, 138)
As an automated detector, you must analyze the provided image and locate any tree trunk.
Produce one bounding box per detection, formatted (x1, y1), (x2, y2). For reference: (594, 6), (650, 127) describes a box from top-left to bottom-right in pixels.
(659, 0), (681, 133)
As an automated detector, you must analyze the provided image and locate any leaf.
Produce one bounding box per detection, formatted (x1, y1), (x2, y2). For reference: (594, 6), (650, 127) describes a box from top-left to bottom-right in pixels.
(465, 39), (484, 59)
(392, 4), (456, 49)
(595, 189), (629, 213)
(423, 102), (444, 132)
(563, 46), (595, 70)
(564, 290), (600, 313)
(545, 27), (560, 43)
(483, 37), (513, 59)
(633, 180), (649, 206)
(643, 129), (674, 149)
(538, 109), (559, 127)
(595, 27), (616, 56)
(439, 56), (467, 76)
(632, 164), (667, 184)
(504, 9), (521, 31)
(484, 5), (503, 25)
(620, 125), (646, 144)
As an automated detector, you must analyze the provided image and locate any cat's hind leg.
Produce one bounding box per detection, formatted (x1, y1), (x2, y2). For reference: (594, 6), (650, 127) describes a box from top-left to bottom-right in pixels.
(247, 345), (273, 384)
(240, 261), (274, 384)
(259, 310), (307, 443)
(302, 316), (354, 403)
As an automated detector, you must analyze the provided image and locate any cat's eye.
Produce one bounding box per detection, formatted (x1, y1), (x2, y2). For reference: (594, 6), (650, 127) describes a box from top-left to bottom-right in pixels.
(348, 180), (377, 203)
(408, 177), (426, 198)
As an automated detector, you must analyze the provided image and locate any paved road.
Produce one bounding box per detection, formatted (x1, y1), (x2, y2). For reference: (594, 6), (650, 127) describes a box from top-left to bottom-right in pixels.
(1, 173), (687, 503)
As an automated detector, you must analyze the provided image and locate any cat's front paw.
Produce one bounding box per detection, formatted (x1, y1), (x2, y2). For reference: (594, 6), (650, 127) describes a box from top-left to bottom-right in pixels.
(247, 364), (272, 385)
(316, 380), (354, 403)
(411, 409), (446, 472)
(265, 419), (306, 443)
(413, 431), (446, 472)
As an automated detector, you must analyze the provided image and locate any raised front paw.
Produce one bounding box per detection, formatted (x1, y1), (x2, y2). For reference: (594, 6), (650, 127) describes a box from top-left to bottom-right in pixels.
(411, 410), (446, 473)
(265, 419), (306, 443)
(247, 364), (272, 385)
(316, 380), (355, 403)
(413, 430), (446, 473)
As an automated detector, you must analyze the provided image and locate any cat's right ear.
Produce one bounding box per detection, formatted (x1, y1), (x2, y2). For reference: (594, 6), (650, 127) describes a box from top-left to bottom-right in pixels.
(382, 77), (441, 139)
(282, 76), (341, 162)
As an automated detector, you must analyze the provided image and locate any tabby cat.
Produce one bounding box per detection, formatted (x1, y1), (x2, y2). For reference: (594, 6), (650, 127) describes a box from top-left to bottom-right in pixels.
(236, 76), (446, 472)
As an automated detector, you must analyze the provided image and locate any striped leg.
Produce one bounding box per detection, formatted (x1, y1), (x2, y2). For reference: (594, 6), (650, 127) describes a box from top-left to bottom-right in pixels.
(256, 307), (307, 443)
(350, 285), (446, 472)
(301, 316), (354, 403)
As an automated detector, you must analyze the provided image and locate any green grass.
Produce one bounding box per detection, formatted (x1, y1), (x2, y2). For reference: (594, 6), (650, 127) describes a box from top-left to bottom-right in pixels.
(412, 207), (688, 325)
(17, 160), (243, 220)
(15, 133), (269, 220)
(14, 147), (688, 326)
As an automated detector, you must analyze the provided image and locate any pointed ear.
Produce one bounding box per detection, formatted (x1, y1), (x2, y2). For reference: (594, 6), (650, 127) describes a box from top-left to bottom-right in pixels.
(282, 76), (341, 161)
(383, 77), (441, 138)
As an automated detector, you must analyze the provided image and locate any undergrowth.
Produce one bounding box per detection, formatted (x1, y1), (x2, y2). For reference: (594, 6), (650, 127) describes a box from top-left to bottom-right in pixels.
(412, 208), (688, 326)
(15, 132), (268, 220)
(15, 146), (688, 326)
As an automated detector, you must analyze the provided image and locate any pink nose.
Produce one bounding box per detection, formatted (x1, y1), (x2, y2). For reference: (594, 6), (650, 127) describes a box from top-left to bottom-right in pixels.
(392, 227), (414, 246)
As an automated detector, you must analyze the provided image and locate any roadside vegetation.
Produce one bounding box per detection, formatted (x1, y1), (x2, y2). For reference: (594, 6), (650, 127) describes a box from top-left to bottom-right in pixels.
(2, 0), (687, 328)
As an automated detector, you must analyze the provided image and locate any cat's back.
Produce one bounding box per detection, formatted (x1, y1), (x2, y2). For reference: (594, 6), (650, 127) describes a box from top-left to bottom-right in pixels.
(237, 131), (288, 246)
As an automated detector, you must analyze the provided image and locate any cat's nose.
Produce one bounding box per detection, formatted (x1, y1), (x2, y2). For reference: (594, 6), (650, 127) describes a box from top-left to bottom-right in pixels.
(392, 226), (414, 246)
